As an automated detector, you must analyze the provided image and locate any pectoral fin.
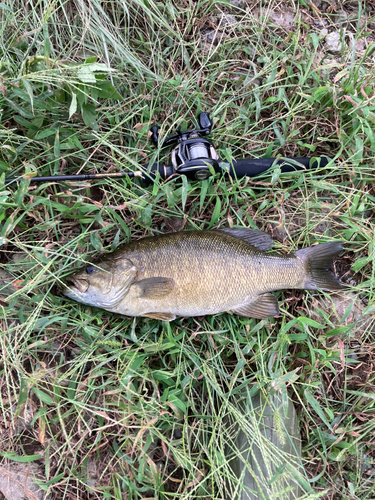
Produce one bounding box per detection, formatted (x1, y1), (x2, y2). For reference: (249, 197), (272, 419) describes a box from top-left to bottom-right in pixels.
(134, 277), (175, 299)
(141, 312), (176, 321)
(231, 293), (279, 319)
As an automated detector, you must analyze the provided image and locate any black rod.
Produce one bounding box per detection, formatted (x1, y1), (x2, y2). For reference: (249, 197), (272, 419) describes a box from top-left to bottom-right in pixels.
(4, 171), (140, 184)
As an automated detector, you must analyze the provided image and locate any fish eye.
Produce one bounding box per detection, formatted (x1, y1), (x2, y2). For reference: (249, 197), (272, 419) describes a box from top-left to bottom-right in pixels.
(86, 266), (96, 275)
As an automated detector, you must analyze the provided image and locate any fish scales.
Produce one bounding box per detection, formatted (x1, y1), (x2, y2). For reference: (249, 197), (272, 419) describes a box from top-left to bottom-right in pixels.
(63, 229), (343, 320)
(117, 232), (301, 314)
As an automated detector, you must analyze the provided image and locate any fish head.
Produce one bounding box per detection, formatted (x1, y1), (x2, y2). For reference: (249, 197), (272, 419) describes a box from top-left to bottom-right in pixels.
(63, 257), (137, 310)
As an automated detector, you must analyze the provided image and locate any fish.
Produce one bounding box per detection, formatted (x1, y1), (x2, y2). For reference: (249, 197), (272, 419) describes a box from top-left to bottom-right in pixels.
(63, 228), (343, 321)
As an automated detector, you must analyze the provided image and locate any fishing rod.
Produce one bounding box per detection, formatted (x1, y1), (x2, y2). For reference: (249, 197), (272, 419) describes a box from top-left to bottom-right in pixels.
(4, 112), (333, 186)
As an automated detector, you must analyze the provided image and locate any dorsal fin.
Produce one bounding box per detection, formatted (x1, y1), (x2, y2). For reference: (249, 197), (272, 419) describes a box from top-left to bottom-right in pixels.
(217, 228), (273, 251)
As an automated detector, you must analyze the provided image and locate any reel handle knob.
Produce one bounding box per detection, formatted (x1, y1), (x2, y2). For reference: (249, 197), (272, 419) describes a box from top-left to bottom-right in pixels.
(198, 112), (212, 134)
(150, 126), (160, 147)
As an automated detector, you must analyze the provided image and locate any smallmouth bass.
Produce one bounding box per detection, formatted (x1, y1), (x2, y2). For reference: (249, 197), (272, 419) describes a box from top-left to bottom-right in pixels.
(63, 228), (343, 321)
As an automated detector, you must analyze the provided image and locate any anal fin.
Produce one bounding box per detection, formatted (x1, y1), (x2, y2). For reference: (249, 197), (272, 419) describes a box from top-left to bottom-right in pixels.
(141, 312), (176, 321)
(231, 293), (279, 319)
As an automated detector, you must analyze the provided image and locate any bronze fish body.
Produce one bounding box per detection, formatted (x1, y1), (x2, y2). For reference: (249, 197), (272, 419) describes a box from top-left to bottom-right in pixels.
(63, 228), (343, 321)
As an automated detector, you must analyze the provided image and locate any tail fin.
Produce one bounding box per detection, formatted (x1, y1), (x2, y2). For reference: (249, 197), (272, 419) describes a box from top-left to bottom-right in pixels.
(295, 242), (343, 290)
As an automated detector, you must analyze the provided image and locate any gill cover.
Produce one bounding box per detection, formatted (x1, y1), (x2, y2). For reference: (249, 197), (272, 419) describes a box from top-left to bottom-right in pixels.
(96, 257), (137, 308)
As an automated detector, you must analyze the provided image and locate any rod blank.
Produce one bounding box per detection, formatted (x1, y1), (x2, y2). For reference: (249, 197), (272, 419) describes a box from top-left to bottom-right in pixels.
(4, 171), (141, 184)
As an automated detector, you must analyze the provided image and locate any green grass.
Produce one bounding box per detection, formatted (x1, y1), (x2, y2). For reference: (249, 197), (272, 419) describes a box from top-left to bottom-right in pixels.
(0, 0), (375, 498)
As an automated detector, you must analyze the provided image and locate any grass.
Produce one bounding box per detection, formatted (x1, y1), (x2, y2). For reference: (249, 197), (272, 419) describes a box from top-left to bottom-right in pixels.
(0, 0), (375, 498)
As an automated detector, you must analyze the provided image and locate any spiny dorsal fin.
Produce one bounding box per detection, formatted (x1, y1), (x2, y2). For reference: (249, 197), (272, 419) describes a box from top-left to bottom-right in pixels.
(231, 293), (279, 319)
(135, 277), (175, 299)
(141, 312), (176, 321)
(218, 228), (273, 251)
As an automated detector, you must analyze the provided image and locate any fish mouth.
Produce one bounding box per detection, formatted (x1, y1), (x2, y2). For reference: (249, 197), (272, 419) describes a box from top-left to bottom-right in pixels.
(65, 277), (89, 294)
